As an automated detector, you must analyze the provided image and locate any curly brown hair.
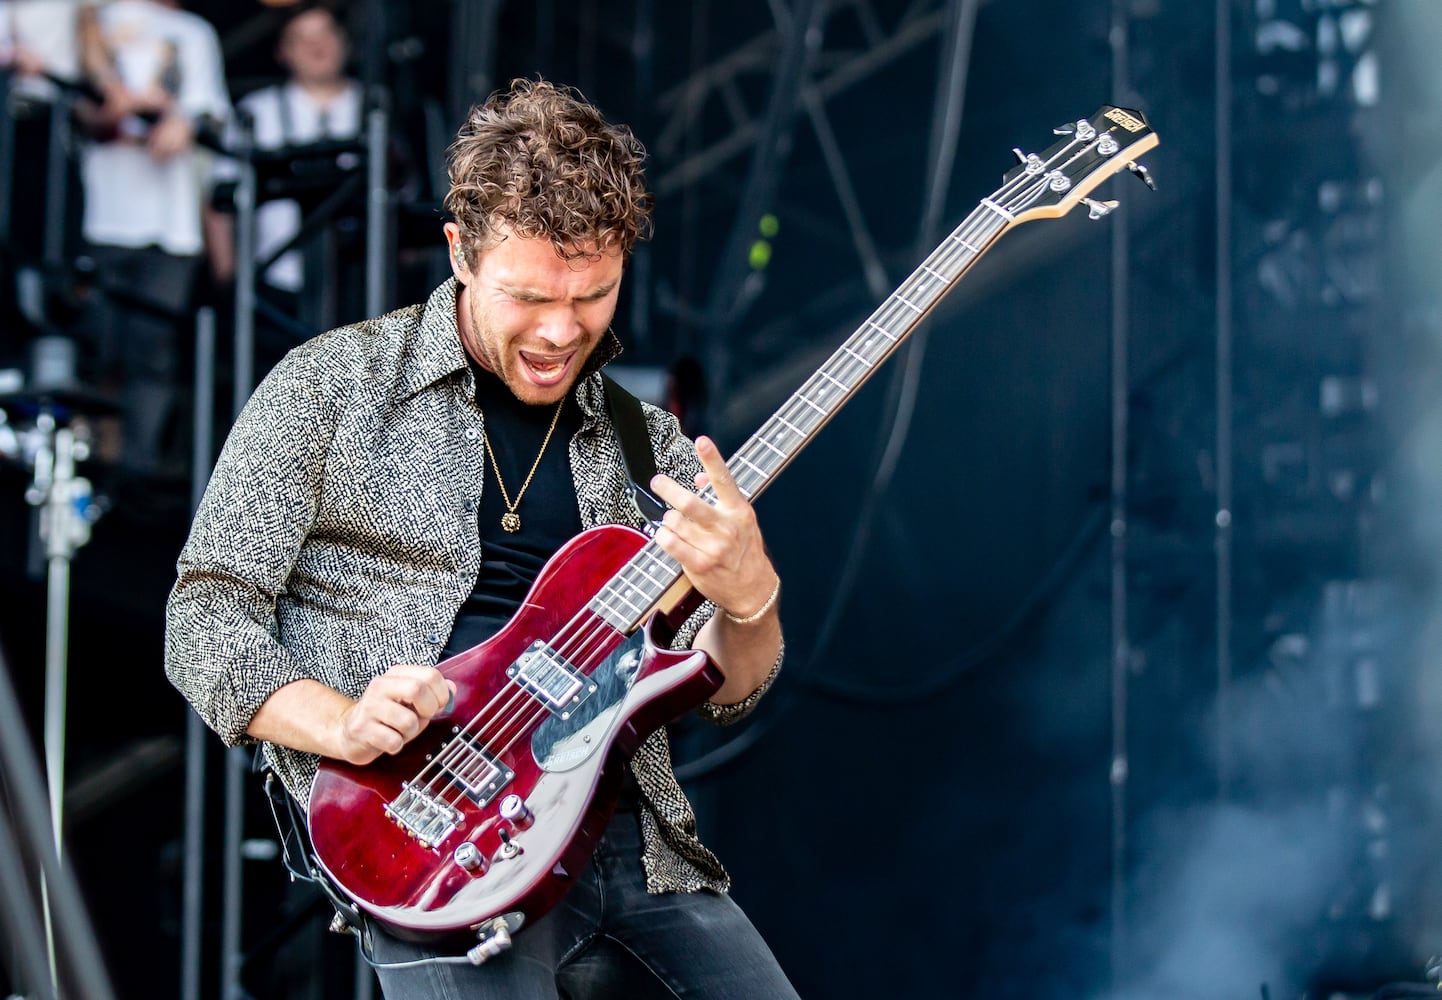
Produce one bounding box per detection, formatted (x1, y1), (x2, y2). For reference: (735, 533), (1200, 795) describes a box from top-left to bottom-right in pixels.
(444, 78), (653, 264)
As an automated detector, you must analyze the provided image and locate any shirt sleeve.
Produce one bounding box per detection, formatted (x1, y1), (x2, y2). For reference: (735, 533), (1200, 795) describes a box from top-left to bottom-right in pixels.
(176, 15), (229, 124)
(163, 339), (353, 745)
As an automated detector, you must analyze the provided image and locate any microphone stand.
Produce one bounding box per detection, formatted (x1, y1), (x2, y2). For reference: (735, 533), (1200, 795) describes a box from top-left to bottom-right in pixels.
(21, 405), (102, 983)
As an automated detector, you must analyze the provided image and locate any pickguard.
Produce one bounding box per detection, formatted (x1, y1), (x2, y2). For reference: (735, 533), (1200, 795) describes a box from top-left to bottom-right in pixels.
(530, 630), (646, 772)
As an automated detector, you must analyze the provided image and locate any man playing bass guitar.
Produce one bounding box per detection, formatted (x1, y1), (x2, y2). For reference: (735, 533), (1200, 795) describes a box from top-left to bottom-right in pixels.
(165, 76), (799, 999)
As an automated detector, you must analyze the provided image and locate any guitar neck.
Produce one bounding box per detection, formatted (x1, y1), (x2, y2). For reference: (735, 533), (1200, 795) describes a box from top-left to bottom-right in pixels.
(725, 207), (1013, 504)
(590, 106), (1160, 632)
(588, 206), (1012, 634)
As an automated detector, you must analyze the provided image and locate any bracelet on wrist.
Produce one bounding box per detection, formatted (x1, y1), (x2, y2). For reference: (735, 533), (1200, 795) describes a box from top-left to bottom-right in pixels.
(722, 577), (780, 626)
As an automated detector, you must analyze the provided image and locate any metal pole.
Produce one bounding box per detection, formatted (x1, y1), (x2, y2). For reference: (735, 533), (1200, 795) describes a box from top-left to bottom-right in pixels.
(39, 424), (74, 993)
(700, 0), (821, 417)
(234, 120), (258, 416)
(363, 0), (390, 320)
(42, 95), (69, 266)
(19, 413), (105, 999)
(0, 802), (57, 1000)
(220, 745), (248, 1000)
(0, 644), (116, 1000)
(1108, 1), (1133, 987)
(220, 115), (259, 1000)
(1215, 0), (1235, 803)
(42, 439), (74, 856)
(181, 306), (216, 1000)
(365, 101), (390, 319)
(0, 69), (16, 247)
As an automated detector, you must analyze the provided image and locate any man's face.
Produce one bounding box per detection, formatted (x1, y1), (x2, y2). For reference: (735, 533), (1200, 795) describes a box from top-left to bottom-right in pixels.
(278, 10), (346, 86)
(446, 223), (624, 406)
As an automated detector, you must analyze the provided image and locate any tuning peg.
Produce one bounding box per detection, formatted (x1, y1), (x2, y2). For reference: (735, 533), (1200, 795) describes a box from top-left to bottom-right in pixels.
(1127, 161), (1157, 191)
(1053, 123), (1075, 136)
(1083, 198), (1119, 220)
(1013, 147), (1027, 164)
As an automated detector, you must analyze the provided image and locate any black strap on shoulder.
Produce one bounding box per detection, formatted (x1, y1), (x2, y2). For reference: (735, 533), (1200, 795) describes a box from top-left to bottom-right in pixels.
(601, 373), (667, 529)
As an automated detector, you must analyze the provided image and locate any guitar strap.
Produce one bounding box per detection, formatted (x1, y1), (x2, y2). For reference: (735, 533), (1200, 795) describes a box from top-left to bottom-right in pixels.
(601, 373), (667, 529)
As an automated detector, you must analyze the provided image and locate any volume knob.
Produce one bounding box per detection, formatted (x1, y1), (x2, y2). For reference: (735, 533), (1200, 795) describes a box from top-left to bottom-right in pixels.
(453, 841), (488, 874)
(499, 794), (534, 829)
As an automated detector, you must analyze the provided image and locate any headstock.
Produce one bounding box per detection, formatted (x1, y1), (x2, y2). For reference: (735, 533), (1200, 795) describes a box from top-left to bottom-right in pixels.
(998, 105), (1159, 225)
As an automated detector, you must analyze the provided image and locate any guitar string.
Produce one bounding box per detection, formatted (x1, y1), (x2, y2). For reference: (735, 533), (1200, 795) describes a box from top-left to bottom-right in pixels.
(428, 612), (629, 815)
(418, 530), (733, 814)
(408, 552), (667, 806)
(417, 589), (645, 810)
(393, 135), (1081, 823)
(415, 531), (708, 810)
(404, 148), (1068, 811)
(407, 161), (1060, 814)
(405, 532), (690, 804)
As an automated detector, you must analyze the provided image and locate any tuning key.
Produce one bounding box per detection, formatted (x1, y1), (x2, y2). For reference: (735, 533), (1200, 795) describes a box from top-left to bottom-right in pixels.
(1053, 123), (1075, 136)
(1082, 198), (1119, 220)
(1013, 147), (1027, 164)
(1127, 161), (1157, 191)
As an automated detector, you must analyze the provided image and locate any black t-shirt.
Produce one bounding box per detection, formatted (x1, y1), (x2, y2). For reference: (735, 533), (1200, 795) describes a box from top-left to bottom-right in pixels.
(442, 362), (585, 658)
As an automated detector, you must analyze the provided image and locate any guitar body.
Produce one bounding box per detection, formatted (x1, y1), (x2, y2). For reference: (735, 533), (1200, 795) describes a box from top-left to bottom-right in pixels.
(307, 524), (722, 942)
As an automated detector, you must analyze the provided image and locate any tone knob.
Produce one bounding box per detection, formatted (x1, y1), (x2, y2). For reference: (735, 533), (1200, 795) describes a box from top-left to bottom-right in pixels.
(453, 841), (488, 874)
(499, 794), (534, 829)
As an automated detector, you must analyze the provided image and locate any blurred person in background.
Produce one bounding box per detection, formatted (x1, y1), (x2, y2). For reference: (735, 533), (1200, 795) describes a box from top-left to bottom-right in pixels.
(0, 0), (91, 364)
(206, 1), (361, 331)
(74, 0), (228, 475)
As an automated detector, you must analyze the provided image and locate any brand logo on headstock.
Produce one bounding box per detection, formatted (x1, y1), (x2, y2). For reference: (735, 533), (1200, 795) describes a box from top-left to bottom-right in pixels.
(1104, 108), (1147, 133)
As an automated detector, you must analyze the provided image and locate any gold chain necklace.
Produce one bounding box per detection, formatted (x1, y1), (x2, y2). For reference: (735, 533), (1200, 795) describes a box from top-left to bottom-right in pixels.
(482, 400), (565, 533)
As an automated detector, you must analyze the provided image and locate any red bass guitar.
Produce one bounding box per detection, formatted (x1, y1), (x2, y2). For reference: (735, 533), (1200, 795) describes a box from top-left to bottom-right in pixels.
(307, 104), (1160, 958)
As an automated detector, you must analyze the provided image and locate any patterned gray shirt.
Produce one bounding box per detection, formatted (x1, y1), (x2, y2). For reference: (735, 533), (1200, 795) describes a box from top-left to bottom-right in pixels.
(164, 278), (781, 895)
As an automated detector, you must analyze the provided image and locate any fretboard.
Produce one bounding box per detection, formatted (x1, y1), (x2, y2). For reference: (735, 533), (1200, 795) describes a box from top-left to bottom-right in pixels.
(587, 203), (1019, 633)
(581, 110), (1143, 633)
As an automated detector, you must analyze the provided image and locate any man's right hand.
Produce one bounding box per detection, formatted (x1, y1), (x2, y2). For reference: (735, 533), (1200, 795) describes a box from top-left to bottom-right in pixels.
(247, 669), (456, 767)
(334, 665), (456, 765)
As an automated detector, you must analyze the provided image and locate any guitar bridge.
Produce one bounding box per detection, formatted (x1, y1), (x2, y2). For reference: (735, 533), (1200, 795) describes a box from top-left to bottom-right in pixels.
(384, 783), (461, 849)
(507, 642), (598, 721)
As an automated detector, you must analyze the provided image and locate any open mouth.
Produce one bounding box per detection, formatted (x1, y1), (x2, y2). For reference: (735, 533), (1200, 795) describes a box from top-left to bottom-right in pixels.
(520, 351), (573, 385)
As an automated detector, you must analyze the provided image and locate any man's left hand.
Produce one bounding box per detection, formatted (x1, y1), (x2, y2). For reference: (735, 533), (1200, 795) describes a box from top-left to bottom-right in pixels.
(649, 435), (778, 621)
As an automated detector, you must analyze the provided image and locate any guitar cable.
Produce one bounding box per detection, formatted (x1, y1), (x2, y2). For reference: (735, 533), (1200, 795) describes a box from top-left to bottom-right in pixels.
(260, 771), (526, 971)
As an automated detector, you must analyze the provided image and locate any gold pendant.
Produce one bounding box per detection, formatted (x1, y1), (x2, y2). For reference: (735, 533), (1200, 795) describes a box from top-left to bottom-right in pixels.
(501, 511), (521, 533)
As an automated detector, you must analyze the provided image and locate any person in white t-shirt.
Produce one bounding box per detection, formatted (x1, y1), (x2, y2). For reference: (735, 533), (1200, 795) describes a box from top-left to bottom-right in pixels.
(209, 4), (362, 297)
(77, 0), (228, 475)
(0, 0), (86, 100)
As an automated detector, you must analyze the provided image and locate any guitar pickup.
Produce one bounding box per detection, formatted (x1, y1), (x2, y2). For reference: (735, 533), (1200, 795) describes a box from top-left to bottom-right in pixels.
(507, 642), (598, 721)
(441, 739), (514, 809)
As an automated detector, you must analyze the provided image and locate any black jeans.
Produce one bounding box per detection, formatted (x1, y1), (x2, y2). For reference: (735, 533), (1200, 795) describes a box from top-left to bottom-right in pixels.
(364, 805), (801, 999)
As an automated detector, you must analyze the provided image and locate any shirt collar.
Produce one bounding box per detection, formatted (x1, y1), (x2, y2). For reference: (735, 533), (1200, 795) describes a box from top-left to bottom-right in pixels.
(397, 277), (625, 403)
(394, 278), (469, 400)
